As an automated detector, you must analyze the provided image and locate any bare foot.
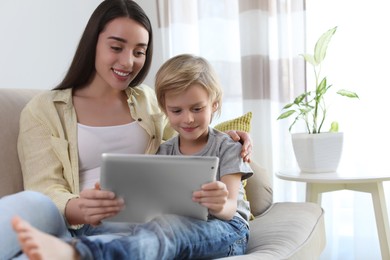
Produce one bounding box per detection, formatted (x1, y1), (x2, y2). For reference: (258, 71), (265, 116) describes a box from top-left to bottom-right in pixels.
(11, 216), (79, 260)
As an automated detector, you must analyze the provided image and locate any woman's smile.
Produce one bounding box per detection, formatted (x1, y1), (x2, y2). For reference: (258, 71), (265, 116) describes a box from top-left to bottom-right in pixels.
(112, 68), (131, 81)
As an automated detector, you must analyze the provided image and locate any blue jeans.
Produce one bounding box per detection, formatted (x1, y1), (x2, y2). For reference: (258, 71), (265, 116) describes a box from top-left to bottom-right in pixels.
(1, 191), (249, 259)
(0, 191), (71, 260)
(0, 191), (141, 259)
(72, 215), (249, 260)
(1, 191), (143, 259)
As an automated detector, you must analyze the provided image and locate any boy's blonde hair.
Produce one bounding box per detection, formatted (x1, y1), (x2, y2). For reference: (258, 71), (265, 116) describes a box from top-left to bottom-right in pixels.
(155, 54), (222, 117)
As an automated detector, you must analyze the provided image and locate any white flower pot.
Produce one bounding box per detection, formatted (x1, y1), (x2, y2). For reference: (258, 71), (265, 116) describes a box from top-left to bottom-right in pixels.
(291, 132), (343, 173)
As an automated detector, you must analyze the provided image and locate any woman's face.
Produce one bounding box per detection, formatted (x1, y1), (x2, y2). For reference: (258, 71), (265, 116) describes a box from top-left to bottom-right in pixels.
(94, 17), (149, 91)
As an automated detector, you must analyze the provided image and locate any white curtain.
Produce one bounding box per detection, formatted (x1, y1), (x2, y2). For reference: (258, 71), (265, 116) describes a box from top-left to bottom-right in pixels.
(156, 0), (389, 259)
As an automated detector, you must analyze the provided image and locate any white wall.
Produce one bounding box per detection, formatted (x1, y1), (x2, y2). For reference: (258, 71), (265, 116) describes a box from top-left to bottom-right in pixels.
(0, 0), (162, 89)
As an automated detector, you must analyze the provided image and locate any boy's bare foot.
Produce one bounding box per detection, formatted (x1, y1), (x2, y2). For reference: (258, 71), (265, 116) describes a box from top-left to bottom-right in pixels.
(11, 216), (79, 260)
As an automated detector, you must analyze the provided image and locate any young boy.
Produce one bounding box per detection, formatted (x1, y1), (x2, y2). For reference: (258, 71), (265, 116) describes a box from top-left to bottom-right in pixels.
(155, 54), (253, 223)
(11, 54), (253, 259)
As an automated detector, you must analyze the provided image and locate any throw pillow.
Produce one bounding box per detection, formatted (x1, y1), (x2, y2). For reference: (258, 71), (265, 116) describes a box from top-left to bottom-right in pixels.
(213, 112), (252, 133)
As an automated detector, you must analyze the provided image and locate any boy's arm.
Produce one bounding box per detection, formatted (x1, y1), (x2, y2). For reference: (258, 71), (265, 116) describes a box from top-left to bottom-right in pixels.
(192, 173), (242, 220)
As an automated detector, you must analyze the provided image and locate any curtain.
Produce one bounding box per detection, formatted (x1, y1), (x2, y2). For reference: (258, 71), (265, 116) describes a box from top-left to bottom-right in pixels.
(156, 0), (305, 179)
(237, 0), (306, 199)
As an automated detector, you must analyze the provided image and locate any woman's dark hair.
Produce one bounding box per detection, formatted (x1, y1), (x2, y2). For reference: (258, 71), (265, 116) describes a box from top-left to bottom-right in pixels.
(54, 0), (153, 90)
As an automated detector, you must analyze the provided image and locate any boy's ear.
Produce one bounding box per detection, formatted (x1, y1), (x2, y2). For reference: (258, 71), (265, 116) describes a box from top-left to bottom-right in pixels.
(212, 102), (218, 112)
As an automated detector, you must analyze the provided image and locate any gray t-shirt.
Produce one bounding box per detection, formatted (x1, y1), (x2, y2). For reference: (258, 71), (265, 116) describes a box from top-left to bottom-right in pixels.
(156, 127), (253, 224)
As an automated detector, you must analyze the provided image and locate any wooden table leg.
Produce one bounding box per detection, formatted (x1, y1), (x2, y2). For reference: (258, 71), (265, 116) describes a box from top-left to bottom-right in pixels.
(370, 182), (390, 260)
(306, 183), (322, 204)
(347, 182), (390, 260)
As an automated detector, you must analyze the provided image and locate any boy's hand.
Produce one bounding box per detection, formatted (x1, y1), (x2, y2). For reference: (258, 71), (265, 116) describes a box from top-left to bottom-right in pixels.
(192, 181), (228, 214)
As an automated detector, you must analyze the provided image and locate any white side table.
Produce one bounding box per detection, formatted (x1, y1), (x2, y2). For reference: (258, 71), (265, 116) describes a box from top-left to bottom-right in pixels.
(276, 170), (390, 260)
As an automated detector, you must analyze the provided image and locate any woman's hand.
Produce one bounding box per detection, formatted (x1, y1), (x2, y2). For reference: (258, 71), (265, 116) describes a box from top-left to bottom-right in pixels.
(65, 183), (125, 226)
(226, 130), (252, 162)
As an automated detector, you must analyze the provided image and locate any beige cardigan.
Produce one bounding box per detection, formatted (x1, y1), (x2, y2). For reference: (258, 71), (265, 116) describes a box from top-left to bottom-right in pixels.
(17, 85), (173, 217)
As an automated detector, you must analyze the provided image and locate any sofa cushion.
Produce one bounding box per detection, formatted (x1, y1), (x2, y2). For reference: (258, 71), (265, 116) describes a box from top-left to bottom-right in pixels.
(218, 202), (326, 259)
(0, 89), (42, 197)
(247, 161), (273, 217)
(246, 202), (325, 258)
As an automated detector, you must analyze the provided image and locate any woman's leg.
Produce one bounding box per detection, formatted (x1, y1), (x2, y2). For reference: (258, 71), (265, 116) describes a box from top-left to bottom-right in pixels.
(13, 215), (249, 260)
(0, 191), (71, 259)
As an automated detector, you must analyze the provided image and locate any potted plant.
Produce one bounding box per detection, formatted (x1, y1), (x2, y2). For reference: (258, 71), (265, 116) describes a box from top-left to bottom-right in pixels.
(277, 26), (359, 173)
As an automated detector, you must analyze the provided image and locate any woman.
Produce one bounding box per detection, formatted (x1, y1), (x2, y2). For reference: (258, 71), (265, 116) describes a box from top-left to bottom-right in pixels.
(1, 0), (251, 259)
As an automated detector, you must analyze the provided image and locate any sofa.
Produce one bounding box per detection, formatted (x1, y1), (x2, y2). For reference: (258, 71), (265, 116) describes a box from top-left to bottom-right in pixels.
(0, 88), (326, 259)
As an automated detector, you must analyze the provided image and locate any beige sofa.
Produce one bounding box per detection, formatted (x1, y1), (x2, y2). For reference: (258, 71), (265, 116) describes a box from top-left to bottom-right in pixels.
(0, 88), (326, 259)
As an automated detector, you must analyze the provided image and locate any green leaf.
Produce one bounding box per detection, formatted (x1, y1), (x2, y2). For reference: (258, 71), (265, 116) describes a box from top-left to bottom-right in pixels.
(294, 92), (310, 104)
(330, 121), (339, 132)
(314, 26), (337, 64)
(294, 93), (305, 104)
(316, 78), (328, 95)
(337, 89), (359, 98)
(282, 103), (294, 109)
(301, 54), (318, 66)
(277, 110), (296, 120)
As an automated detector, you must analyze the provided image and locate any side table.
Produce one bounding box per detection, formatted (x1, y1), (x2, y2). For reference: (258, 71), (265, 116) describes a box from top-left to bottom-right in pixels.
(276, 170), (390, 260)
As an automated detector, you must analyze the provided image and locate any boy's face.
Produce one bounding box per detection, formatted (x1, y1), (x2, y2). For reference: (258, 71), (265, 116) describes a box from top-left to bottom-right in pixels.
(164, 84), (216, 145)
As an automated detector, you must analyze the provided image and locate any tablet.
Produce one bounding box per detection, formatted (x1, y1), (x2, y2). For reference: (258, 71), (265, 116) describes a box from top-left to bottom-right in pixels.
(100, 153), (219, 223)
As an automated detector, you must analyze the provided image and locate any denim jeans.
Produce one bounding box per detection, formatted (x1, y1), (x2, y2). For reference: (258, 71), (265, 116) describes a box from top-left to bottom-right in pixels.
(1, 191), (145, 259)
(1, 192), (144, 259)
(0, 191), (71, 260)
(1, 191), (249, 260)
(72, 215), (249, 260)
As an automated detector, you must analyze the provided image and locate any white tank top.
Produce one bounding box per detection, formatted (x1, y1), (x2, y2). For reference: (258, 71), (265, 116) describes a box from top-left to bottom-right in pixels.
(78, 122), (149, 190)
